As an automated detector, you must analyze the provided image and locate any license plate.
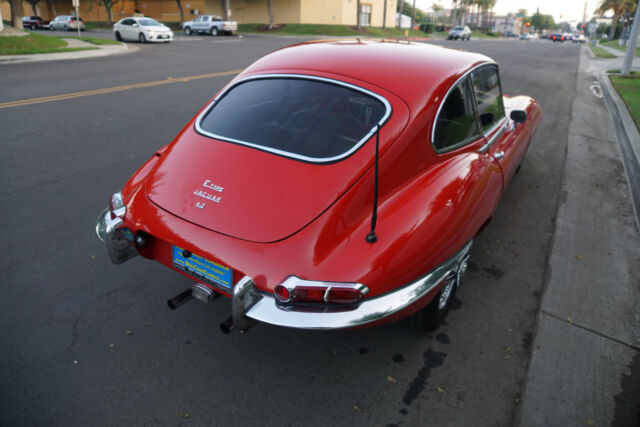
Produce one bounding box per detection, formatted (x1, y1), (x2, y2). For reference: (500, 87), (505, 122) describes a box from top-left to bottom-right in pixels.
(171, 246), (233, 290)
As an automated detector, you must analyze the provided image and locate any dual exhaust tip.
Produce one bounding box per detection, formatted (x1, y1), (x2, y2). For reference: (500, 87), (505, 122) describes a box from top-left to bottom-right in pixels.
(167, 284), (236, 334)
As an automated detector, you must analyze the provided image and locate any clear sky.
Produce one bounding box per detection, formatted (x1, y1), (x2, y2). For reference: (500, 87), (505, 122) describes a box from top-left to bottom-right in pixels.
(415, 0), (603, 23)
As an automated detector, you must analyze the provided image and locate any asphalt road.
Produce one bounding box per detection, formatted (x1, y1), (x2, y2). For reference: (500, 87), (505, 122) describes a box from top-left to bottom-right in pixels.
(0, 37), (581, 426)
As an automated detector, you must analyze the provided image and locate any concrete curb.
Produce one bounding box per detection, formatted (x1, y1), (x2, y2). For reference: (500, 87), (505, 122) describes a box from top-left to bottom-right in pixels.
(0, 42), (137, 65)
(599, 70), (640, 230)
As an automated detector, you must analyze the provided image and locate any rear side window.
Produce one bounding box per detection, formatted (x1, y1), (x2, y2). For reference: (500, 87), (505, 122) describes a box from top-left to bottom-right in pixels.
(433, 77), (480, 152)
(471, 66), (505, 132)
(197, 77), (390, 162)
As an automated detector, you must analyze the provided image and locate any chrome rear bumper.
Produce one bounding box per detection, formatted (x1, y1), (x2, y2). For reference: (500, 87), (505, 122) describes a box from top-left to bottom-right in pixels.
(95, 206), (138, 265)
(237, 241), (472, 330)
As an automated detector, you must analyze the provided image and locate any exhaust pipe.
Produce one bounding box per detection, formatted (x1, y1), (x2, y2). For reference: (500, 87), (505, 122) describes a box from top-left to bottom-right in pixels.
(220, 316), (233, 334)
(167, 289), (193, 310)
(168, 284), (222, 310)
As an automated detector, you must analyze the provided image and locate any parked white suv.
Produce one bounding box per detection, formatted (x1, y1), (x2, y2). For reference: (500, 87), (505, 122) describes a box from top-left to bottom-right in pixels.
(448, 26), (471, 40)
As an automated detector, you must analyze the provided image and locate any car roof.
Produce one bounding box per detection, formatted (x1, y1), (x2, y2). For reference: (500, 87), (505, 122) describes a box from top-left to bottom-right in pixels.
(240, 39), (493, 109)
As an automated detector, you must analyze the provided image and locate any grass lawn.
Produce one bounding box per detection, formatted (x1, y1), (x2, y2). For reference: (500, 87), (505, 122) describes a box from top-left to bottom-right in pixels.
(84, 21), (114, 30)
(66, 36), (121, 45)
(610, 74), (640, 131)
(237, 23), (426, 38)
(0, 33), (97, 55)
(471, 30), (499, 39)
(607, 69), (640, 75)
(588, 43), (616, 58)
(600, 39), (640, 57)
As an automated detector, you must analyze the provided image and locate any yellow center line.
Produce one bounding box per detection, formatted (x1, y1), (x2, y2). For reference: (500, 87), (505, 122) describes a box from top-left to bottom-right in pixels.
(0, 69), (243, 109)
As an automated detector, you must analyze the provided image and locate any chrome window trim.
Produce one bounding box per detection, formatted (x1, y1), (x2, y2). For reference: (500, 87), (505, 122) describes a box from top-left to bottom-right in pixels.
(194, 74), (393, 164)
(431, 62), (507, 154)
(432, 75), (483, 154)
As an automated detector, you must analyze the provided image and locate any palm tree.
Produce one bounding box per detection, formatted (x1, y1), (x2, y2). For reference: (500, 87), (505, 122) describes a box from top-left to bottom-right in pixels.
(596, 0), (636, 40)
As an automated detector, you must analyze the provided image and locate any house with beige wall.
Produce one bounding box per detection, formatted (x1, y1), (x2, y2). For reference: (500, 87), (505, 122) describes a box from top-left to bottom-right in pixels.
(2, 0), (397, 28)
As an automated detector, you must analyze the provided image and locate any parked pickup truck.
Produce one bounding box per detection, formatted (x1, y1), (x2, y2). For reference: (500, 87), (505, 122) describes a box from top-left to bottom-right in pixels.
(182, 15), (237, 36)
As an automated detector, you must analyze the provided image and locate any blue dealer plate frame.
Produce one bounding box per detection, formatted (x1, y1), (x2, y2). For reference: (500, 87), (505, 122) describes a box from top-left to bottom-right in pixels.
(171, 246), (233, 290)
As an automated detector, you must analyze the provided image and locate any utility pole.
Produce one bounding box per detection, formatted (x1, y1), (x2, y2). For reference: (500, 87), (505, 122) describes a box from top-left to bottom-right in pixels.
(411, 0), (416, 30)
(582, 1), (587, 29)
(621, 0), (640, 74)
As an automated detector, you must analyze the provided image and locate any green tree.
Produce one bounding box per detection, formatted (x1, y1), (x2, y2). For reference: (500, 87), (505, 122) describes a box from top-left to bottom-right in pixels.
(176, 0), (185, 24)
(528, 10), (555, 33)
(267, 0), (275, 29)
(99, 0), (120, 25)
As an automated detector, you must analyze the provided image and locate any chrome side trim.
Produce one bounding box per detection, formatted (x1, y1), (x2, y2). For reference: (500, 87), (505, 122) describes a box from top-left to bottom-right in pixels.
(244, 241), (473, 330)
(194, 74), (393, 164)
(477, 119), (508, 153)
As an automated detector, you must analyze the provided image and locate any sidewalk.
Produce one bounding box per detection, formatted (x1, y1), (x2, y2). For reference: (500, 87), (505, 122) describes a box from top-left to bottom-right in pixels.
(0, 26), (136, 64)
(516, 46), (640, 426)
(598, 41), (639, 59)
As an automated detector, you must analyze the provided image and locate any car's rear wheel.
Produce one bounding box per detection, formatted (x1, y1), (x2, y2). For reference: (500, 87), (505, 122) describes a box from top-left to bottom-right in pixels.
(139, 33), (146, 43)
(115, 31), (123, 41)
(30, 24), (36, 30)
(210, 27), (218, 36)
(49, 25), (55, 31)
(64, 25), (69, 31)
(417, 254), (469, 331)
(184, 26), (192, 35)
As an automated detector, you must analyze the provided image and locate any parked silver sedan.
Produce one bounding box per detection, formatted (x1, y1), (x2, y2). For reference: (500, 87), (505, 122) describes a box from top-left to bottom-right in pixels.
(49, 15), (85, 31)
(113, 17), (173, 43)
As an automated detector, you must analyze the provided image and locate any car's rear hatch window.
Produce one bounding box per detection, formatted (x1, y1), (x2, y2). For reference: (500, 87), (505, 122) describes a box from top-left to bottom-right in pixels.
(196, 75), (391, 163)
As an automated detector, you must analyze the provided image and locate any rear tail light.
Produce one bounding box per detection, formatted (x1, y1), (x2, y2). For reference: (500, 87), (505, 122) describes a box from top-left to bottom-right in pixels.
(274, 276), (369, 305)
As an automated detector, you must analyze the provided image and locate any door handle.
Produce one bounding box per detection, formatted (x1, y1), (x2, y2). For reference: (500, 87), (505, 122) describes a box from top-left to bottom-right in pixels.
(494, 151), (505, 160)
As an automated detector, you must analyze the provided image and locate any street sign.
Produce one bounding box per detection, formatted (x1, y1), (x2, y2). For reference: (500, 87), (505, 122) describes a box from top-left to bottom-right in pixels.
(588, 23), (597, 34)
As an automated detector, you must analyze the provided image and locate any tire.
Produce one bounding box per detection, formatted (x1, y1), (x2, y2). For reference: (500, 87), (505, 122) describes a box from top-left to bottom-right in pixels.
(417, 253), (469, 331)
(50, 25), (55, 31)
(184, 26), (191, 35)
(139, 33), (146, 43)
(210, 26), (218, 36)
(115, 31), (123, 42)
(64, 25), (69, 31)
(30, 24), (36, 30)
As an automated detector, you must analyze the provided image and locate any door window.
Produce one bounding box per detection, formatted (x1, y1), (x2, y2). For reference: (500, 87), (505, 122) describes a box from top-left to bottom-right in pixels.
(470, 66), (505, 132)
(433, 77), (481, 152)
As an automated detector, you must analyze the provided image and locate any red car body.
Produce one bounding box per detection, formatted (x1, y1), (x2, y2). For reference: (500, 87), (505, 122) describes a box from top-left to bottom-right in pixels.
(96, 40), (541, 332)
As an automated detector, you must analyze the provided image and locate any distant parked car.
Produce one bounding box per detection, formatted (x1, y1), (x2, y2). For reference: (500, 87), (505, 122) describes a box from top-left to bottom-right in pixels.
(22, 16), (49, 30)
(182, 15), (238, 36)
(113, 17), (173, 43)
(49, 16), (85, 31)
(519, 33), (530, 40)
(571, 34), (585, 43)
(448, 26), (471, 40)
